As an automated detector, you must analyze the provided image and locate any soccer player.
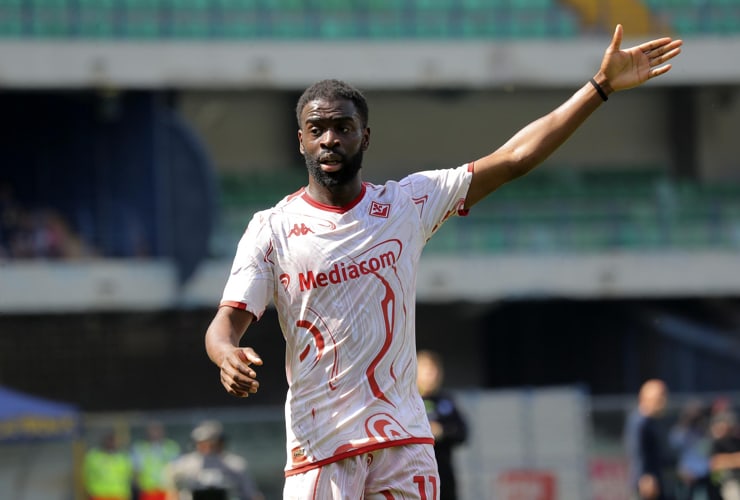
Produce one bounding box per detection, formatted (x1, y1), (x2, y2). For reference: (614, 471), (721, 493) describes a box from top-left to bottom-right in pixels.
(205, 25), (682, 500)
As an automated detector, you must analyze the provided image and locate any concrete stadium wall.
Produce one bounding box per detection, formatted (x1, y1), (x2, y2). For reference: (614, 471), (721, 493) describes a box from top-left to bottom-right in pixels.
(0, 37), (737, 89)
(4, 253), (739, 316)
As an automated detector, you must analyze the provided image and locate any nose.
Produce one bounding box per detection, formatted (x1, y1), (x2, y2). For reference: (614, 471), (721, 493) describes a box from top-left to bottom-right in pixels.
(320, 128), (340, 148)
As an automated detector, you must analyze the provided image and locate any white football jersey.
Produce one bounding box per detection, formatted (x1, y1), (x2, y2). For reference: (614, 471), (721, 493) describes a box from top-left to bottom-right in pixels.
(221, 164), (473, 475)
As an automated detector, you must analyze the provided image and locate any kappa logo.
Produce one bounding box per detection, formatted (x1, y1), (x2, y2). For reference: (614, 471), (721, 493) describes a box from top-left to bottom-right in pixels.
(369, 201), (390, 218)
(287, 223), (314, 238)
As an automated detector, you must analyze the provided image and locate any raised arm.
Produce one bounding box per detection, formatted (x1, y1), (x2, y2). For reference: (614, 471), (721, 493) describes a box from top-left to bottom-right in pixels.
(464, 24), (682, 209)
(205, 306), (263, 397)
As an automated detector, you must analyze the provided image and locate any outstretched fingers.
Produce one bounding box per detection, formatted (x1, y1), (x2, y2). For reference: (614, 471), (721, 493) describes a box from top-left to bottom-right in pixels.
(602, 26), (682, 89)
(643, 39), (683, 79)
(638, 37), (675, 54)
(648, 64), (672, 79)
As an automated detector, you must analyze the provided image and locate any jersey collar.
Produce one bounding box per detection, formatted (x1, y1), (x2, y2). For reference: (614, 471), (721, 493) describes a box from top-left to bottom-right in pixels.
(300, 183), (367, 213)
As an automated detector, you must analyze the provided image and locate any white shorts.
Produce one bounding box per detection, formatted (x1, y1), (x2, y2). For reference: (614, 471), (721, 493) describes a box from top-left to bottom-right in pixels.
(283, 444), (440, 500)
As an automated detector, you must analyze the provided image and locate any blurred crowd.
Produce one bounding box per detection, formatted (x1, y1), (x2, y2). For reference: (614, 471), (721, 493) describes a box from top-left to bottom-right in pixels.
(670, 396), (740, 500)
(82, 420), (264, 500)
(625, 379), (740, 500)
(0, 182), (96, 260)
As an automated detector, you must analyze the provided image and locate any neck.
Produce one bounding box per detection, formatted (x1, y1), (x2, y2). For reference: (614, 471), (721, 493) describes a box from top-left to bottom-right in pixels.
(306, 177), (363, 207)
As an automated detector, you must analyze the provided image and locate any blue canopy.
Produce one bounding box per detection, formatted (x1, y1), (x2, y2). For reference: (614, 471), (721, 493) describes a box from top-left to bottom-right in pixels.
(0, 386), (80, 442)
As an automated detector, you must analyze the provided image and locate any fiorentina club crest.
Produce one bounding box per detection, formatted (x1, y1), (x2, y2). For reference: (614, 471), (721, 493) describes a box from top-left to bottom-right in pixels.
(369, 201), (390, 218)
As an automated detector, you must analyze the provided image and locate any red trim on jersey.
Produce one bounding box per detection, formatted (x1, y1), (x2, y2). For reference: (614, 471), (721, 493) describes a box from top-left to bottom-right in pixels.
(311, 468), (322, 500)
(220, 300), (247, 310)
(301, 183), (366, 213)
(218, 301), (260, 321)
(284, 437), (435, 477)
(287, 187), (305, 202)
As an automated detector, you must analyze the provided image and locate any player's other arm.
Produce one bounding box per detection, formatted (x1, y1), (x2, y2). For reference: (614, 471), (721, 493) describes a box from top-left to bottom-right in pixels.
(464, 24), (682, 209)
(205, 306), (263, 397)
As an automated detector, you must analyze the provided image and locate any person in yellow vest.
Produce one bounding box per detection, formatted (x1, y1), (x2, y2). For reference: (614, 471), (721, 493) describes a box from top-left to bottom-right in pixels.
(132, 421), (181, 500)
(83, 429), (134, 500)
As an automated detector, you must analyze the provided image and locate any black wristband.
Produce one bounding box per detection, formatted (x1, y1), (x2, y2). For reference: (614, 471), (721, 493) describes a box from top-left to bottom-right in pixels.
(589, 78), (608, 101)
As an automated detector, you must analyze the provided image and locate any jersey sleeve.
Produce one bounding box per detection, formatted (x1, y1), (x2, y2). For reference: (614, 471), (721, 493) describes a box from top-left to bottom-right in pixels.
(220, 211), (275, 320)
(399, 163), (473, 240)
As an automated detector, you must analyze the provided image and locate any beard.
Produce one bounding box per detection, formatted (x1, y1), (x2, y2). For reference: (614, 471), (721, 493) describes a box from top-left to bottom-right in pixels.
(304, 149), (364, 188)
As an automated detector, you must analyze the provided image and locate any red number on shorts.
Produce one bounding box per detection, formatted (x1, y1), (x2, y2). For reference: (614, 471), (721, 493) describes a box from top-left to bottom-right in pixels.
(413, 475), (438, 500)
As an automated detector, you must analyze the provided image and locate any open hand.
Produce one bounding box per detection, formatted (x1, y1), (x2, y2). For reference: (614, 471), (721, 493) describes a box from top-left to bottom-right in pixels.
(598, 24), (683, 93)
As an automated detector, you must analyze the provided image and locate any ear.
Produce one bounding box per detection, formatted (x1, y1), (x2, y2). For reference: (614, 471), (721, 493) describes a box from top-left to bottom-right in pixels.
(297, 129), (305, 155)
(361, 127), (371, 151)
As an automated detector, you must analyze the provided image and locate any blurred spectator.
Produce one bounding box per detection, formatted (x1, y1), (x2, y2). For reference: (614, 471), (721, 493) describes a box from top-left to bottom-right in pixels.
(624, 379), (673, 500)
(709, 410), (740, 500)
(132, 421), (181, 500)
(712, 397), (733, 416)
(417, 350), (468, 500)
(0, 181), (21, 258)
(0, 180), (96, 260)
(165, 420), (264, 500)
(669, 399), (718, 500)
(83, 429), (135, 500)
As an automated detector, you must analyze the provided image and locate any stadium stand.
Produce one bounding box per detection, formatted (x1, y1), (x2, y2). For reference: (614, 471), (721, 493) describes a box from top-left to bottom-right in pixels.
(2, 1), (738, 264)
(213, 168), (740, 256)
(2, 0), (740, 39)
(1, 6), (739, 500)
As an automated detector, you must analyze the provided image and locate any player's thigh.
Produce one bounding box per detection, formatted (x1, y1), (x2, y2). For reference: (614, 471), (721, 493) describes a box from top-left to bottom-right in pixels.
(283, 455), (367, 500)
(366, 444), (440, 500)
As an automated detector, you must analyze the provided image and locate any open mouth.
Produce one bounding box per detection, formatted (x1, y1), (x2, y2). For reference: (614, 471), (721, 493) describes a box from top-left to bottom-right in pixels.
(319, 155), (343, 172)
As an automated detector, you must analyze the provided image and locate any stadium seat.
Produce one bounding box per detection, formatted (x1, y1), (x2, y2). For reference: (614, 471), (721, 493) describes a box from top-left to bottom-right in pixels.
(415, 0), (455, 10)
(167, 0), (211, 38)
(7, 0), (740, 39)
(76, 0), (117, 37)
(259, 0), (305, 11)
(314, 0), (360, 11)
(29, 0), (71, 37)
(367, 14), (406, 38)
(0, 0), (22, 37)
(460, 0), (508, 8)
(512, 0), (553, 8)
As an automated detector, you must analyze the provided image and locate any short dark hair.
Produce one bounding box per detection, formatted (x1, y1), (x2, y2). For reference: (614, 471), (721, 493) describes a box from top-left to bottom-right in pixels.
(296, 79), (369, 128)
